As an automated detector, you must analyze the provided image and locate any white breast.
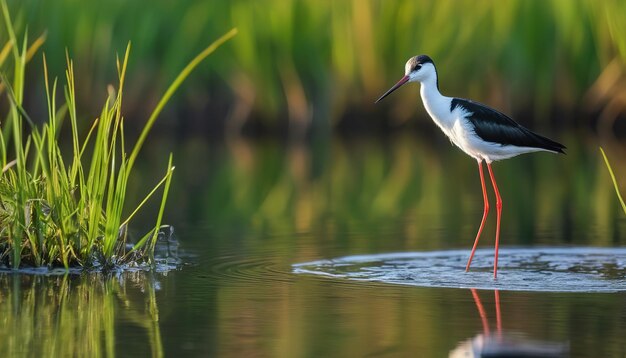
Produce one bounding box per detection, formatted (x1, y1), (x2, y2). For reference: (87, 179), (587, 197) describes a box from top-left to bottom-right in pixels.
(444, 108), (485, 161)
(420, 86), (484, 160)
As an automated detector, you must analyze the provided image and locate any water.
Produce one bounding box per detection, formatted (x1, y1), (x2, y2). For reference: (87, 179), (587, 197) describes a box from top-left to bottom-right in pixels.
(293, 247), (626, 292)
(1, 135), (625, 357)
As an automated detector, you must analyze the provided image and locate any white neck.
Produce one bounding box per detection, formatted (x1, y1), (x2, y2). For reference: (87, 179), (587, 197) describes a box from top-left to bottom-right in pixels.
(419, 76), (453, 128)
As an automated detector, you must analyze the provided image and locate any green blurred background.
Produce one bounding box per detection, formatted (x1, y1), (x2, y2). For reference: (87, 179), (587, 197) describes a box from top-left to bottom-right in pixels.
(5, 0), (626, 137)
(3, 0), (624, 238)
(2, 2), (626, 356)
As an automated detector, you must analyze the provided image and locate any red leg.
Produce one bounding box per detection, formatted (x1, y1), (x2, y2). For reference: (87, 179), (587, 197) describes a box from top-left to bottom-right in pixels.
(466, 161), (490, 271)
(470, 289), (490, 337)
(486, 162), (502, 279)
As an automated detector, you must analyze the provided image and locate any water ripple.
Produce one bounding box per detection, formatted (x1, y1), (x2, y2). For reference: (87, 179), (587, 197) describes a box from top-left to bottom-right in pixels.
(198, 253), (295, 285)
(293, 247), (626, 292)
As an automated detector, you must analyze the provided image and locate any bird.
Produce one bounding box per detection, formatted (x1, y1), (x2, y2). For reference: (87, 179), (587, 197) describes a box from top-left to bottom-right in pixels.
(375, 55), (565, 278)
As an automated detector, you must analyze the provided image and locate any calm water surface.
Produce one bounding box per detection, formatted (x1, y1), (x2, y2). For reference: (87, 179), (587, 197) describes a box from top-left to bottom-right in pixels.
(1, 134), (625, 357)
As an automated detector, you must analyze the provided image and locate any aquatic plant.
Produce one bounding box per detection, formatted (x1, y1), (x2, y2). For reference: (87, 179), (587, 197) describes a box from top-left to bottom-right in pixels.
(0, 1), (237, 269)
(600, 147), (626, 215)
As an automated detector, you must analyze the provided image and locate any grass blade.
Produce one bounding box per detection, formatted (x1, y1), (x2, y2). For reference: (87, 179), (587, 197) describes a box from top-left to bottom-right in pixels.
(127, 28), (238, 171)
(600, 147), (626, 214)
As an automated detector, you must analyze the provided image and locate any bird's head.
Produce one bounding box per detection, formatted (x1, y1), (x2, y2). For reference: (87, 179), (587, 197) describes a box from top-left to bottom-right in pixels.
(375, 55), (436, 103)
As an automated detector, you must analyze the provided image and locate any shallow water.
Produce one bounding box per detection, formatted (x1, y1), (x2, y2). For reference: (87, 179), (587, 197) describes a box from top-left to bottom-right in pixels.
(1, 135), (625, 357)
(294, 247), (626, 292)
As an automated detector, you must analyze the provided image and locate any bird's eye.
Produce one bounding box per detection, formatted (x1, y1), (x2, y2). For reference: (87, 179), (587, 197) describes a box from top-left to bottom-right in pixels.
(414, 64), (422, 71)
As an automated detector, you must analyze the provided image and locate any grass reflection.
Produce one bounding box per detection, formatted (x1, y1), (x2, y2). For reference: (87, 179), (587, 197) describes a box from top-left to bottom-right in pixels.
(109, 132), (626, 354)
(207, 274), (624, 356)
(0, 273), (163, 357)
(134, 133), (626, 251)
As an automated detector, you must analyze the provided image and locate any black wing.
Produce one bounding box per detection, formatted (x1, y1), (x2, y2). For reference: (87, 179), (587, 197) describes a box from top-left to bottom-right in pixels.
(450, 98), (566, 153)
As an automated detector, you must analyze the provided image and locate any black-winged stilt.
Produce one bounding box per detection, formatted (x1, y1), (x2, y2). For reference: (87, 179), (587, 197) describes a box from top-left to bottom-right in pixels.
(375, 55), (565, 278)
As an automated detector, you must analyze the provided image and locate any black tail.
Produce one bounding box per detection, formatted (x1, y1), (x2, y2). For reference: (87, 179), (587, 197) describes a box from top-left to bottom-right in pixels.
(528, 130), (566, 154)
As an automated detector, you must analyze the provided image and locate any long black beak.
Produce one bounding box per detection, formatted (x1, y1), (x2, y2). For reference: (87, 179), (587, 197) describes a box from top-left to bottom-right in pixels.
(375, 75), (410, 103)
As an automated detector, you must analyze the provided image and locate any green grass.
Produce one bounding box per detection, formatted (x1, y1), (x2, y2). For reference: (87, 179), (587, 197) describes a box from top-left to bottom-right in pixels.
(0, 1), (237, 269)
(600, 147), (626, 215)
(6, 0), (626, 129)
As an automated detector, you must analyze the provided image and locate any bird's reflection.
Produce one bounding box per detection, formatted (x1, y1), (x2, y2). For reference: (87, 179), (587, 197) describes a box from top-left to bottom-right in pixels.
(449, 289), (568, 357)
